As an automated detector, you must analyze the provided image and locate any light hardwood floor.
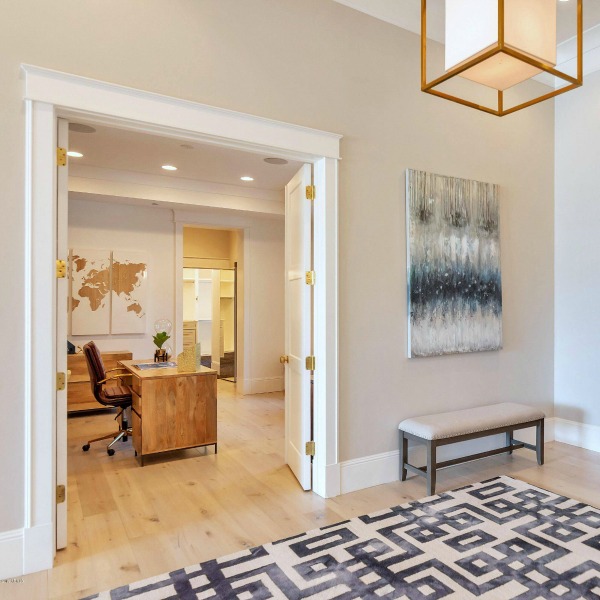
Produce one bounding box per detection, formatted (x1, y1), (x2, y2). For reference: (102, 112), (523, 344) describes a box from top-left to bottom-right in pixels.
(7, 382), (600, 600)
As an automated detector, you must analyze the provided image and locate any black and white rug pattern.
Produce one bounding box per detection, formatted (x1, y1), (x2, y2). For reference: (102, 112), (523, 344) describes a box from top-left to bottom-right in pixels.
(85, 476), (600, 599)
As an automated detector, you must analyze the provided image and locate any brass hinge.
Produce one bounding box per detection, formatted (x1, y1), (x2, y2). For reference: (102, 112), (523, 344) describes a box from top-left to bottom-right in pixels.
(305, 271), (315, 285)
(56, 259), (67, 278)
(305, 441), (315, 456)
(305, 356), (315, 371)
(56, 372), (66, 391)
(57, 147), (67, 167)
(56, 484), (66, 504)
(305, 185), (315, 200)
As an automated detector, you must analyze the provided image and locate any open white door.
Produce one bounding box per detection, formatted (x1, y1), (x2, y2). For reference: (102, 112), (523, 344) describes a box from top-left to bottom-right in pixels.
(55, 118), (69, 549)
(284, 164), (313, 491)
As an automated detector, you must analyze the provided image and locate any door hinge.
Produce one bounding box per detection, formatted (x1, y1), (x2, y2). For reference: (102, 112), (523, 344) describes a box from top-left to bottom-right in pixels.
(56, 372), (66, 391)
(305, 441), (315, 456)
(56, 484), (66, 504)
(305, 356), (315, 371)
(305, 185), (315, 200)
(56, 259), (67, 278)
(57, 147), (67, 167)
(305, 271), (315, 285)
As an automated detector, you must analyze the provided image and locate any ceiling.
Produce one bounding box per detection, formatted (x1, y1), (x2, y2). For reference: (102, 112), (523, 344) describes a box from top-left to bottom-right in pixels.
(68, 123), (303, 191)
(333, 0), (600, 45)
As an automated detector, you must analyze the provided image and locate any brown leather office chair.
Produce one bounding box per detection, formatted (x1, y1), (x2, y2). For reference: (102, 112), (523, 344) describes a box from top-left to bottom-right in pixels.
(82, 341), (133, 456)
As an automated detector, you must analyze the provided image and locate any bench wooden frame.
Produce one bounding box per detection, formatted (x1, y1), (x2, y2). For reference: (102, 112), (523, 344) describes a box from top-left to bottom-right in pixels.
(399, 418), (544, 496)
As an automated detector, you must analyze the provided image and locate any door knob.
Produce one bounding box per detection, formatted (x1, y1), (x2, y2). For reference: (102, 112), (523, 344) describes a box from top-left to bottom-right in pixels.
(280, 355), (289, 364)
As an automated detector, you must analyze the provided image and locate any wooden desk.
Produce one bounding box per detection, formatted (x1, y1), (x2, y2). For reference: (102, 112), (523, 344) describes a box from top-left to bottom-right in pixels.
(119, 360), (218, 466)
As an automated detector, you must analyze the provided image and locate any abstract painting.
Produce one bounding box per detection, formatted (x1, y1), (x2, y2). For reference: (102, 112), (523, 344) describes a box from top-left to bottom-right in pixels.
(406, 169), (502, 357)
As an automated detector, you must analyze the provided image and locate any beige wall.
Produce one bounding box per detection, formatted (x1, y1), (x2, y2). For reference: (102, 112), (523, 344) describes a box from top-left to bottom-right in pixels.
(184, 227), (234, 263)
(0, 0), (554, 533)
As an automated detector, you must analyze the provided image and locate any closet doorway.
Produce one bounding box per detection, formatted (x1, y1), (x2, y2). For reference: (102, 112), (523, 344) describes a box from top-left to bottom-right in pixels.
(183, 265), (238, 383)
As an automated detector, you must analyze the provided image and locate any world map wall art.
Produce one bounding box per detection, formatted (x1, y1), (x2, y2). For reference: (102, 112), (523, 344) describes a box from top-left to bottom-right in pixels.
(406, 169), (502, 357)
(70, 249), (148, 335)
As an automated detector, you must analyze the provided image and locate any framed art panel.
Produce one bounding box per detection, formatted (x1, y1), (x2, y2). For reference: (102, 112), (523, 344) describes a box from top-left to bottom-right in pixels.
(406, 169), (502, 357)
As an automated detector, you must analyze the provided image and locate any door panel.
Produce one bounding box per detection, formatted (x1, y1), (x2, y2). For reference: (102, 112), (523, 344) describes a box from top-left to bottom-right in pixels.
(284, 164), (313, 491)
(56, 118), (69, 550)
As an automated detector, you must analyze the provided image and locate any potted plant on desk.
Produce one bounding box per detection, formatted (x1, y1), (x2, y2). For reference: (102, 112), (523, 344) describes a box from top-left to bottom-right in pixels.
(153, 331), (171, 362)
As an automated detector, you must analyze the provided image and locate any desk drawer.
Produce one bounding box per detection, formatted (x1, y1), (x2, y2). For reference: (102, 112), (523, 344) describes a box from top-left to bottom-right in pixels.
(131, 375), (142, 396)
(132, 390), (142, 416)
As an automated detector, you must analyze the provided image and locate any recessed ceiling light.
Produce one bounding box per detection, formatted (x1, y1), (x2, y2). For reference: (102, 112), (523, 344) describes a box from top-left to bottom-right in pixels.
(240, 176), (254, 182)
(264, 158), (289, 165)
(162, 165), (178, 171)
(67, 151), (83, 158)
(68, 123), (96, 134)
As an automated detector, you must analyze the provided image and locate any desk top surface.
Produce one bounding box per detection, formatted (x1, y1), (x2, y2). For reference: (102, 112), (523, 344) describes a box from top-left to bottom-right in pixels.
(119, 359), (217, 380)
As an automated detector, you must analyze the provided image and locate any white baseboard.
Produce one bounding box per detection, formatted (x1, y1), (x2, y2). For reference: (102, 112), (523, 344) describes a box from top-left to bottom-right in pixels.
(243, 377), (284, 395)
(0, 529), (24, 579)
(340, 419), (556, 495)
(554, 418), (600, 453)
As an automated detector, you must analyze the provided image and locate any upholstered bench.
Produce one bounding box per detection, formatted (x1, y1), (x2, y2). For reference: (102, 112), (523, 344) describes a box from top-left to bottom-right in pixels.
(398, 403), (545, 496)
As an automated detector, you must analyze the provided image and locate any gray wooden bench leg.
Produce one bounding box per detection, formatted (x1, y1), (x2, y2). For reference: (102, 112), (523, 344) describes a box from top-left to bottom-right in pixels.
(399, 431), (408, 481)
(506, 430), (513, 454)
(427, 440), (437, 496)
(536, 419), (544, 465)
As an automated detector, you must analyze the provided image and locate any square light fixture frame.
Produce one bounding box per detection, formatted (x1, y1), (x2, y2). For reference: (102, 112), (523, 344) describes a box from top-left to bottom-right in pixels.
(421, 0), (583, 116)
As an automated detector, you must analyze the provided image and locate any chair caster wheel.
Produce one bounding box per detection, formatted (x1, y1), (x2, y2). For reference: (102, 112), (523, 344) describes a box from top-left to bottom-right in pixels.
(107, 448), (115, 456)
(123, 435), (128, 442)
(82, 444), (90, 452)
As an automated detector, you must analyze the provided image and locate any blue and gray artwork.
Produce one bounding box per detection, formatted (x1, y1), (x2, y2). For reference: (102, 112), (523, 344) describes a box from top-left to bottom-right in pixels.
(407, 170), (502, 357)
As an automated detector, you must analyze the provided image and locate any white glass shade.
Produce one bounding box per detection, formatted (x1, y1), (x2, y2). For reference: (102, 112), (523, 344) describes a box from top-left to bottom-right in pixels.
(445, 0), (557, 91)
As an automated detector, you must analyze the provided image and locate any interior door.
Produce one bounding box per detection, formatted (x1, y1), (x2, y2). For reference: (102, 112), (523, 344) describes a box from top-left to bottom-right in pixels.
(55, 118), (69, 549)
(284, 164), (313, 490)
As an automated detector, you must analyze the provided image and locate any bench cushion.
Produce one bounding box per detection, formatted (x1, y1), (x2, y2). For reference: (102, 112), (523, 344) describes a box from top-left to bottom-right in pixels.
(398, 402), (545, 441)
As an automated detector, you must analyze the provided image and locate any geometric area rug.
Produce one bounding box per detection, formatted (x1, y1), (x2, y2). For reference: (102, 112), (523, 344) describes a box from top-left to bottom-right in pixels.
(83, 476), (600, 599)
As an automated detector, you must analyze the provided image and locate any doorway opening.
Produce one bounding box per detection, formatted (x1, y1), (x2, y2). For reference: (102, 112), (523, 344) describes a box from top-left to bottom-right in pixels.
(22, 64), (340, 577)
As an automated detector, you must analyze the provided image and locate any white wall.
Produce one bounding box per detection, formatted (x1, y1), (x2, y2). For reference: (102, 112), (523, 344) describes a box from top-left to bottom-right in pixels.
(555, 70), (600, 430)
(0, 0), (554, 538)
(68, 199), (176, 359)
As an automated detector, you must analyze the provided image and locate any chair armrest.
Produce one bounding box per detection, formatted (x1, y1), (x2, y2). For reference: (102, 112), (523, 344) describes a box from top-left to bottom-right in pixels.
(98, 373), (130, 385)
(106, 367), (130, 374)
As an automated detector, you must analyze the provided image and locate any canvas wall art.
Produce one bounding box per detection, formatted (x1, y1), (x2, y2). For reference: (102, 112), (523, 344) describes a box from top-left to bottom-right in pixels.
(70, 249), (148, 335)
(111, 250), (148, 334)
(406, 169), (502, 357)
(70, 249), (111, 335)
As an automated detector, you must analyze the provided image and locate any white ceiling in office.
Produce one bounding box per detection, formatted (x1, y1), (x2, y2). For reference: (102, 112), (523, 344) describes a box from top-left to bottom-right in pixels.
(333, 0), (600, 44)
(68, 124), (303, 192)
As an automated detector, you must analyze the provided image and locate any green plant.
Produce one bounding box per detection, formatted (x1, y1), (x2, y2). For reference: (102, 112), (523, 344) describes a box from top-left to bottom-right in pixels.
(153, 331), (170, 349)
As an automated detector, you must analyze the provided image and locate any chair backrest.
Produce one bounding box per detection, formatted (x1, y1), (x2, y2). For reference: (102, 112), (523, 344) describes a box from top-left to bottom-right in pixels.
(82, 341), (109, 406)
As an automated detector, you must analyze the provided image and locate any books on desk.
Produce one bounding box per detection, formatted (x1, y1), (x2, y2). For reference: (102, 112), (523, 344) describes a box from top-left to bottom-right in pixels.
(133, 362), (177, 370)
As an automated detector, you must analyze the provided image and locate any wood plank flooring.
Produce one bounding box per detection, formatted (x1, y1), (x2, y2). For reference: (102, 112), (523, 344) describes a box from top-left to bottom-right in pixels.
(7, 382), (600, 600)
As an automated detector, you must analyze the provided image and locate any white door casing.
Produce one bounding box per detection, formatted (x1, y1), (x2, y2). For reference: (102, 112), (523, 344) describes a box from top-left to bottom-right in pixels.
(284, 165), (313, 491)
(55, 119), (69, 550)
(18, 64), (341, 578)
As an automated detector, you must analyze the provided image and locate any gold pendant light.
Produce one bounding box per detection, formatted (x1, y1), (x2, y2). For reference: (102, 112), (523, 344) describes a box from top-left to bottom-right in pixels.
(421, 0), (583, 116)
